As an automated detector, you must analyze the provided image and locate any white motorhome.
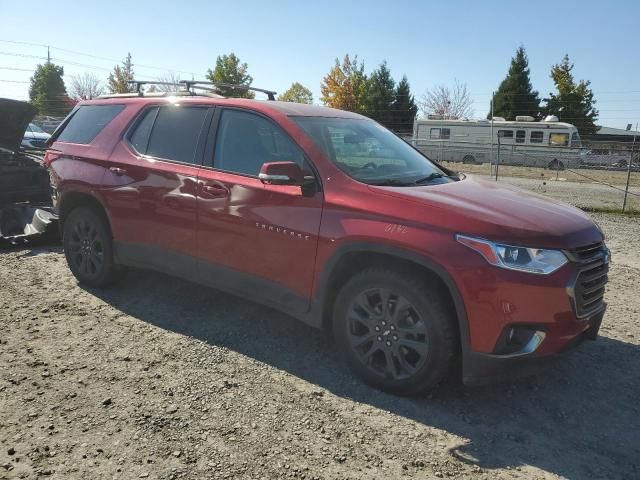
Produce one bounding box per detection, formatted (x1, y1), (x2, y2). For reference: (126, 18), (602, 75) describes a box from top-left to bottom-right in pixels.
(412, 116), (586, 170)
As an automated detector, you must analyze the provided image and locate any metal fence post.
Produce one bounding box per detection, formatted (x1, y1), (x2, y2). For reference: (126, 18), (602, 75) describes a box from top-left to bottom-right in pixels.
(622, 138), (636, 212)
(495, 134), (501, 181)
(490, 91), (494, 177)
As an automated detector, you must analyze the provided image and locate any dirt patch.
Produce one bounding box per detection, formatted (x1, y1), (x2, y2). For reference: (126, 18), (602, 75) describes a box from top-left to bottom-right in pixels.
(1, 213), (639, 479)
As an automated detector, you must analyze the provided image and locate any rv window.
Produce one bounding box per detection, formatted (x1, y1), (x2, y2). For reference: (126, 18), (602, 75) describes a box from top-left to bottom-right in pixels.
(549, 133), (569, 147)
(498, 130), (513, 139)
(417, 125), (430, 139)
(516, 130), (525, 143)
(441, 128), (450, 139)
(530, 131), (543, 143)
(430, 128), (441, 139)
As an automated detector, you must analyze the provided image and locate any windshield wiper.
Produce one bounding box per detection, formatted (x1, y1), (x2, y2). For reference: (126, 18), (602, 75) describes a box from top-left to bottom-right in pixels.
(369, 179), (415, 186)
(413, 172), (457, 184)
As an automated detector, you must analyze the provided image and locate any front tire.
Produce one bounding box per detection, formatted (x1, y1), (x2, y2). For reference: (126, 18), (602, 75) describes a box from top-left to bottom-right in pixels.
(63, 207), (117, 287)
(333, 267), (457, 395)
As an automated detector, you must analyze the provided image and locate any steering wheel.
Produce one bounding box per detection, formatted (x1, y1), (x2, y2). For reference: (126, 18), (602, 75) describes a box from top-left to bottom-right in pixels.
(360, 162), (378, 170)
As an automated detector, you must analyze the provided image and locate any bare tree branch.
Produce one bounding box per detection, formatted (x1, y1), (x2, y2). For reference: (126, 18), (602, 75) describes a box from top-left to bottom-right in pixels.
(419, 80), (473, 119)
(152, 71), (183, 92)
(68, 72), (104, 100)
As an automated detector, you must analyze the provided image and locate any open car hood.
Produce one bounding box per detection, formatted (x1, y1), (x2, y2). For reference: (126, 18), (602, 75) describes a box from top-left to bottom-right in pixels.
(0, 98), (37, 153)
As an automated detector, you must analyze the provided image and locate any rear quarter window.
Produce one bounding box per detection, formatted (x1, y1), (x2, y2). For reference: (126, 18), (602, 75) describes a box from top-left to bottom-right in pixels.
(56, 105), (125, 144)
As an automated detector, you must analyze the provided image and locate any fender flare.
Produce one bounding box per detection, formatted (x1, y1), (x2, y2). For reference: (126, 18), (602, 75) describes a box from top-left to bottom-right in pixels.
(312, 242), (470, 351)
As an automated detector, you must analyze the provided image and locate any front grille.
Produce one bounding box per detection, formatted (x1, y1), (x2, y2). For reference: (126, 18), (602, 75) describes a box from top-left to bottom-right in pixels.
(569, 242), (609, 317)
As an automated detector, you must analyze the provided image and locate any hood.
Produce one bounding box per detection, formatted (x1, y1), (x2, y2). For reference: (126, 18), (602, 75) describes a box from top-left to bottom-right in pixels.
(0, 98), (37, 153)
(369, 175), (603, 250)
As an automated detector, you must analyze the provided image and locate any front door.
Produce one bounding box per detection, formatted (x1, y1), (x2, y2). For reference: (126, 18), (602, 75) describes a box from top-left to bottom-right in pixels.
(196, 108), (323, 313)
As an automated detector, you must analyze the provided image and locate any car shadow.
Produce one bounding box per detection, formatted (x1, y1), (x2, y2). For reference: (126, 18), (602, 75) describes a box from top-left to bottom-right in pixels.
(83, 268), (639, 479)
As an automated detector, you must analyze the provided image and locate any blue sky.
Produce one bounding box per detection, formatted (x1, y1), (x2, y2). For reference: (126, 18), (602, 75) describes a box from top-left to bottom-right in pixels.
(1, 0), (638, 128)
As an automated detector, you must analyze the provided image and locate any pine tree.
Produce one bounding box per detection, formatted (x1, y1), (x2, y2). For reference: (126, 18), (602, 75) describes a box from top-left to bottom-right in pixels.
(489, 46), (541, 120)
(320, 54), (367, 113)
(544, 54), (598, 136)
(29, 62), (69, 116)
(278, 82), (313, 104)
(365, 61), (396, 128)
(391, 76), (418, 134)
(107, 53), (135, 94)
(206, 53), (254, 98)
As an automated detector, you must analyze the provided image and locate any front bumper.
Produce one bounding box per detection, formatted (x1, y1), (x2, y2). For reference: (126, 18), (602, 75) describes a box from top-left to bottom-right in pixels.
(461, 305), (605, 386)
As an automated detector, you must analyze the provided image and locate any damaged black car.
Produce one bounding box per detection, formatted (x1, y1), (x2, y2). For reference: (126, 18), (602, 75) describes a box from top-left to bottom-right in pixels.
(0, 98), (58, 244)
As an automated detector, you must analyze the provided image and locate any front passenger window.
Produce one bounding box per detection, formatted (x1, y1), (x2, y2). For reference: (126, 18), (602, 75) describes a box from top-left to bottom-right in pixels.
(214, 109), (306, 176)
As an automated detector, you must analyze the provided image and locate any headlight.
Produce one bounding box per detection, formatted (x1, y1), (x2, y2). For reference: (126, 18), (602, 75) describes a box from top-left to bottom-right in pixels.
(456, 234), (568, 275)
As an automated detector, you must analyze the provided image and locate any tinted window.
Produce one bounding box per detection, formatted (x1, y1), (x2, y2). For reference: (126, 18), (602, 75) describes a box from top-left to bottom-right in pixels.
(146, 106), (208, 164)
(57, 105), (124, 144)
(530, 131), (543, 143)
(214, 109), (306, 176)
(441, 128), (450, 139)
(516, 130), (525, 143)
(129, 107), (158, 154)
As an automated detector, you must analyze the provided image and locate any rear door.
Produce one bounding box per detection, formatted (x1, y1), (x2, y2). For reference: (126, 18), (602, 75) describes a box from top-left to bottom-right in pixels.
(195, 108), (323, 313)
(102, 103), (213, 278)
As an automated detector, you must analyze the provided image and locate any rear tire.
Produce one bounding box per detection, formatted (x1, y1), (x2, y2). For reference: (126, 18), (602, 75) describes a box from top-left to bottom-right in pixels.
(333, 267), (457, 395)
(63, 207), (117, 287)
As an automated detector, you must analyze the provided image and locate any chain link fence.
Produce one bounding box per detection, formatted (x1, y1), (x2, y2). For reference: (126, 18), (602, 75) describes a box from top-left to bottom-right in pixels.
(410, 135), (639, 213)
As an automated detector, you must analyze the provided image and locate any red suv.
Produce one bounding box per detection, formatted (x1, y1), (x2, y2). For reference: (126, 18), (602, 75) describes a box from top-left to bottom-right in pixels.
(45, 85), (609, 394)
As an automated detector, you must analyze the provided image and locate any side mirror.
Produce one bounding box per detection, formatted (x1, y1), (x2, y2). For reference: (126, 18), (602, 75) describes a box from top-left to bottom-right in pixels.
(259, 161), (304, 185)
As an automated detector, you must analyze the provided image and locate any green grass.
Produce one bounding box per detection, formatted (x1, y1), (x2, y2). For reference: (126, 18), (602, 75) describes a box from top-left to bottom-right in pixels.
(579, 205), (640, 216)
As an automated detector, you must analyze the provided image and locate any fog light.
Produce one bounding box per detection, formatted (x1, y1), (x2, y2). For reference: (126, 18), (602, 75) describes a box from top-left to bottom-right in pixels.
(494, 325), (545, 356)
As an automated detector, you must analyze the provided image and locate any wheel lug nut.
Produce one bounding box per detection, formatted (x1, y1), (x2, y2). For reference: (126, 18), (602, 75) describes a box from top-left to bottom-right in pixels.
(390, 325), (396, 330)
(385, 341), (392, 347)
(393, 335), (398, 341)
(381, 321), (387, 326)
(375, 326), (381, 332)
(377, 336), (383, 342)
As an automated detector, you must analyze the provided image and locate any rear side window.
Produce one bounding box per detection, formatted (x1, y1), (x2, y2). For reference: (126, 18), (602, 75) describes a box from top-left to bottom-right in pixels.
(129, 107), (158, 154)
(515, 130), (525, 143)
(56, 105), (124, 144)
(429, 128), (450, 139)
(129, 106), (208, 164)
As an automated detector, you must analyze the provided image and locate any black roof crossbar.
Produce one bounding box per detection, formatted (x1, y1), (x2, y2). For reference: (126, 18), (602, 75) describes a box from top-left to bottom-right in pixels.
(180, 80), (277, 100)
(123, 80), (277, 100)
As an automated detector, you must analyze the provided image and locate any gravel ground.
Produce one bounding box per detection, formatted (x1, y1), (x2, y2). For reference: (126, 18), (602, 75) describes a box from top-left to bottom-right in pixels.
(494, 175), (640, 212)
(1, 213), (639, 480)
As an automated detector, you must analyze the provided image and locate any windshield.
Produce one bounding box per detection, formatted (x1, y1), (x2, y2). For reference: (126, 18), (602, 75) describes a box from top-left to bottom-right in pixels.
(28, 123), (46, 134)
(292, 116), (453, 186)
(571, 131), (582, 147)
